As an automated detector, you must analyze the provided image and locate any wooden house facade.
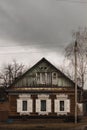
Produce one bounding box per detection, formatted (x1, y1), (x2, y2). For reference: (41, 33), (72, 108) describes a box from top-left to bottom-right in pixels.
(7, 58), (82, 118)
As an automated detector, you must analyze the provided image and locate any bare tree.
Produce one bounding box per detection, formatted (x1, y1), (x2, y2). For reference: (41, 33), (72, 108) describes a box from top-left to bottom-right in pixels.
(65, 28), (87, 99)
(0, 60), (25, 87)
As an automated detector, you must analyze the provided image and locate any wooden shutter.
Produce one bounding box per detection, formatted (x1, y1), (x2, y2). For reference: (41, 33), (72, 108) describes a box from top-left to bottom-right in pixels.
(65, 99), (70, 112)
(36, 99), (40, 112)
(55, 99), (60, 112)
(17, 99), (22, 113)
(47, 99), (51, 112)
(27, 99), (33, 112)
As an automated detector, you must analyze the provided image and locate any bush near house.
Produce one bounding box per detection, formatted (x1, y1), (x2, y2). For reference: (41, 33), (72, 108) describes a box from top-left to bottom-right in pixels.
(64, 115), (82, 123)
(0, 87), (7, 102)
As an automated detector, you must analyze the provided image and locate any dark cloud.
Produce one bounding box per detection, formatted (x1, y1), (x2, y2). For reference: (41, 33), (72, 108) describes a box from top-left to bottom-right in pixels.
(0, 0), (87, 52)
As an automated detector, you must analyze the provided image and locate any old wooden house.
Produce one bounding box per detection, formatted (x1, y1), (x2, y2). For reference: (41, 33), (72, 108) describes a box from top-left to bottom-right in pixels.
(7, 58), (82, 118)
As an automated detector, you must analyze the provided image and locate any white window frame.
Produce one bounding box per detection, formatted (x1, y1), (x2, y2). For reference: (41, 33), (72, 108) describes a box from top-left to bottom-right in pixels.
(54, 94), (70, 115)
(36, 94), (51, 115)
(17, 94), (33, 115)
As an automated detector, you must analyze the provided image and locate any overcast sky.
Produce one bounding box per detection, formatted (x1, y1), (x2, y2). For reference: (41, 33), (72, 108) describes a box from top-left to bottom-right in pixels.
(0, 0), (87, 68)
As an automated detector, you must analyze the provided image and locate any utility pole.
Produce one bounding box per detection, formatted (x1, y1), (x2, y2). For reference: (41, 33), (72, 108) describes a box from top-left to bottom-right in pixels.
(74, 40), (78, 124)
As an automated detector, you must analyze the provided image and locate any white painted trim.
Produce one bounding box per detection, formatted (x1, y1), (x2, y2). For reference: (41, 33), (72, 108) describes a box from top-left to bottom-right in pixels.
(20, 112), (30, 115)
(47, 99), (51, 112)
(56, 94), (68, 99)
(17, 99), (22, 113)
(57, 112), (67, 115)
(54, 99), (70, 115)
(19, 94), (31, 98)
(17, 95), (33, 115)
(36, 99), (40, 112)
(65, 99), (70, 112)
(38, 112), (48, 115)
(36, 95), (51, 115)
(38, 94), (49, 99)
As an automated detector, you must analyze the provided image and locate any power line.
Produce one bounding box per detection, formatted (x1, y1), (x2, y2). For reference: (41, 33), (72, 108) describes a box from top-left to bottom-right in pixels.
(0, 43), (65, 48)
(0, 51), (50, 55)
(56, 0), (87, 4)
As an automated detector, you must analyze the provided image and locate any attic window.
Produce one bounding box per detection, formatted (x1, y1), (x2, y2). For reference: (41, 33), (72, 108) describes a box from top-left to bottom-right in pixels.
(54, 73), (56, 76)
(44, 67), (47, 70)
(40, 67), (43, 69)
(40, 67), (47, 70)
(53, 73), (57, 79)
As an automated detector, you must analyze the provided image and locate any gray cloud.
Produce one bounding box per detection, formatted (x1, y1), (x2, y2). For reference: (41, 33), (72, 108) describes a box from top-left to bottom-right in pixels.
(0, 0), (87, 53)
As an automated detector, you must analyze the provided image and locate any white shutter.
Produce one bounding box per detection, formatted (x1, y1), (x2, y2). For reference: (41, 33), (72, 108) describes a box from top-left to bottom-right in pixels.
(55, 99), (60, 112)
(65, 99), (70, 112)
(27, 99), (33, 112)
(36, 99), (40, 112)
(17, 99), (22, 112)
(47, 99), (51, 112)
(55, 99), (58, 112)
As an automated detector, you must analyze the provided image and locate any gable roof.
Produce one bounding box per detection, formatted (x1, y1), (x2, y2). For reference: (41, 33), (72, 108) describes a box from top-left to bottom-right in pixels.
(9, 57), (76, 88)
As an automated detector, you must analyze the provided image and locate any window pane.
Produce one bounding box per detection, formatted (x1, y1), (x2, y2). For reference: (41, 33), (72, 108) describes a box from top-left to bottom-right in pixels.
(41, 100), (46, 111)
(22, 101), (27, 111)
(60, 101), (64, 111)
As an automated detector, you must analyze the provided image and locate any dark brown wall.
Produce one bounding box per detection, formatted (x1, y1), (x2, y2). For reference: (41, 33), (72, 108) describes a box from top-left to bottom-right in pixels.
(8, 92), (75, 117)
(0, 102), (9, 111)
(8, 95), (19, 116)
(0, 102), (9, 121)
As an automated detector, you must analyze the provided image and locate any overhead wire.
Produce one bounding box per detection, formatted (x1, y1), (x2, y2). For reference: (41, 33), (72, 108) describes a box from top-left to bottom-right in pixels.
(56, 0), (87, 4)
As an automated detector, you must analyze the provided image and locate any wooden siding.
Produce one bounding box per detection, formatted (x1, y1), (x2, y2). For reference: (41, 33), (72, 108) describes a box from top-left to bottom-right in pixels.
(8, 92), (76, 117)
(14, 73), (73, 88)
(12, 59), (74, 88)
(8, 95), (19, 116)
(0, 102), (9, 111)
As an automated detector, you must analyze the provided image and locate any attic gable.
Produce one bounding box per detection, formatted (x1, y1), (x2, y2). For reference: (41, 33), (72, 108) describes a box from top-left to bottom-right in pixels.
(10, 57), (74, 88)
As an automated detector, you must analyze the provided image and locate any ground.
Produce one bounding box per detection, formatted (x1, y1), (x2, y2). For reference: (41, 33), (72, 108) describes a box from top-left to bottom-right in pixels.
(0, 121), (87, 130)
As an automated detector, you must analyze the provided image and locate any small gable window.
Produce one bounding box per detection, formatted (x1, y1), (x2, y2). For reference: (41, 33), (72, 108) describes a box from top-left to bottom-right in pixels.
(44, 67), (47, 70)
(40, 66), (47, 70)
(40, 67), (43, 69)
(53, 72), (57, 79)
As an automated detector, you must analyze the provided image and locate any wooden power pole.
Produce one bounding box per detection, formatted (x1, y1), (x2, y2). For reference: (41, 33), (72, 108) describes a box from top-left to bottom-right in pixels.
(74, 40), (78, 124)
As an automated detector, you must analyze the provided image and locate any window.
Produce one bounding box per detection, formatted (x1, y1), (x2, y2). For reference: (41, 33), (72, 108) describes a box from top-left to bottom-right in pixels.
(40, 67), (43, 69)
(22, 101), (27, 111)
(44, 67), (47, 70)
(42, 73), (45, 83)
(37, 72), (40, 81)
(40, 66), (47, 70)
(60, 101), (64, 111)
(41, 100), (46, 111)
(53, 73), (57, 79)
